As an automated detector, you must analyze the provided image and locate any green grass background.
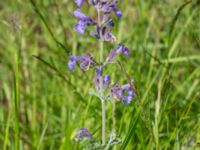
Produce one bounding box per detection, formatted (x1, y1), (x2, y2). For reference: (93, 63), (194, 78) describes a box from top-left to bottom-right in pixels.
(0, 0), (200, 149)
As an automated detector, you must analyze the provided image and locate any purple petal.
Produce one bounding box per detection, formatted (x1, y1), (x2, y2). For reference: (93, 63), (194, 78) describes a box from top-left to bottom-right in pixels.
(73, 9), (88, 20)
(75, 21), (86, 34)
(115, 43), (124, 53)
(74, 0), (84, 7)
(112, 8), (122, 17)
(88, 0), (100, 6)
(103, 75), (110, 88)
(128, 90), (134, 97)
(93, 76), (100, 89)
(77, 128), (92, 140)
(90, 31), (99, 39)
(106, 49), (117, 62)
(111, 84), (123, 100)
(121, 47), (130, 56)
(121, 84), (131, 91)
(80, 61), (89, 69)
(70, 55), (81, 61)
(107, 19), (115, 27)
(96, 68), (101, 76)
(115, 43), (131, 56)
(68, 60), (76, 71)
(79, 53), (97, 70)
(103, 30), (116, 42)
(125, 95), (132, 104)
(102, 13), (111, 24)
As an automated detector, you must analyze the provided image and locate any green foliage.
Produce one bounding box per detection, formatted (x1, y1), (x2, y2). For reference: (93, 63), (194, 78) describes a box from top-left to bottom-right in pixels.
(0, 0), (200, 149)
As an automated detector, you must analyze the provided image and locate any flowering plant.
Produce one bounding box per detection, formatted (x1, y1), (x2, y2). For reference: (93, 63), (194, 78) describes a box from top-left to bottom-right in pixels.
(68, 0), (135, 148)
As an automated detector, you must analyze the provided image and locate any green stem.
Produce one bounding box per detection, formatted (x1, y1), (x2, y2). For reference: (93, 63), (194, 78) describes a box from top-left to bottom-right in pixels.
(98, 9), (106, 145)
(112, 100), (116, 133)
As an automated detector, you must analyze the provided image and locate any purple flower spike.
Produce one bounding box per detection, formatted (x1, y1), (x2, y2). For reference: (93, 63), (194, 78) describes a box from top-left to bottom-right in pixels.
(76, 128), (93, 141)
(101, 0), (122, 17)
(74, 0), (84, 7)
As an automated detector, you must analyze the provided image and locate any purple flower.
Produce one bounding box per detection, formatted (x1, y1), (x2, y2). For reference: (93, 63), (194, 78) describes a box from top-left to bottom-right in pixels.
(74, 9), (88, 20)
(101, 0), (122, 18)
(75, 128), (93, 141)
(68, 54), (97, 71)
(68, 55), (81, 71)
(79, 53), (97, 70)
(88, 0), (100, 6)
(73, 9), (96, 34)
(112, 7), (122, 17)
(102, 12), (111, 24)
(121, 83), (134, 104)
(74, 0), (84, 7)
(110, 84), (123, 100)
(110, 82), (134, 104)
(75, 20), (87, 34)
(107, 19), (115, 27)
(106, 43), (130, 63)
(90, 25), (100, 39)
(91, 25), (116, 41)
(106, 49), (117, 62)
(93, 68), (111, 89)
(102, 28), (117, 42)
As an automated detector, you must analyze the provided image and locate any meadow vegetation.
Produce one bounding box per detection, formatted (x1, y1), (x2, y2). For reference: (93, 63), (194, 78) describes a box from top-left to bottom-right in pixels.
(0, 0), (200, 149)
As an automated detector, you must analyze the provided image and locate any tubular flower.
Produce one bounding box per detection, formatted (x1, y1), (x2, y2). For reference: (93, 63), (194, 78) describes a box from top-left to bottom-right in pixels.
(93, 68), (111, 89)
(73, 0), (121, 40)
(75, 128), (93, 141)
(73, 9), (96, 34)
(106, 43), (130, 63)
(89, 0), (122, 18)
(74, 0), (84, 7)
(68, 53), (97, 71)
(110, 82), (134, 104)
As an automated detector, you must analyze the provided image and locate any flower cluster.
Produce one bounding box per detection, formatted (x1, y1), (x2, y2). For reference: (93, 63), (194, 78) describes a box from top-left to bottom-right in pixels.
(74, 0), (122, 42)
(106, 43), (130, 63)
(75, 128), (93, 141)
(69, 0), (134, 103)
(68, 53), (97, 71)
(69, 0), (135, 145)
(93, 68), (110, 89)
(111, 82), (135, 104)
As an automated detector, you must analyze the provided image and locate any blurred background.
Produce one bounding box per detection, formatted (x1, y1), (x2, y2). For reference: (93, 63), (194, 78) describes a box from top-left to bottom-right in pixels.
(0, 0), (200, 149)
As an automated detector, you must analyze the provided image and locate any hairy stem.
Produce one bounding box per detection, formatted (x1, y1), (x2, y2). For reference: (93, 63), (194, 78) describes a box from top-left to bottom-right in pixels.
(112, 100), (116, 133)
(98, 9), (106, 145)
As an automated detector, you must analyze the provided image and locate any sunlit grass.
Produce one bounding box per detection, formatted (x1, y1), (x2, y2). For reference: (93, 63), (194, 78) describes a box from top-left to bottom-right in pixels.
(0, 0), (199, 149)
